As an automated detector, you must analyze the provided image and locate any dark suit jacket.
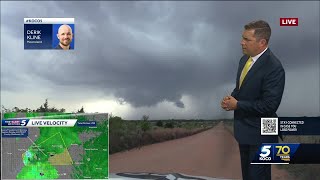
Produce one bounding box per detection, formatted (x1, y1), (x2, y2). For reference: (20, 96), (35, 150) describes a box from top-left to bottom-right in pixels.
(231, 48), (285, 145)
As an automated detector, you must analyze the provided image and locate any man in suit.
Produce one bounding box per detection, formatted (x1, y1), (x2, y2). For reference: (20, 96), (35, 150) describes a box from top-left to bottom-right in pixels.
(221, 20), (285, 180)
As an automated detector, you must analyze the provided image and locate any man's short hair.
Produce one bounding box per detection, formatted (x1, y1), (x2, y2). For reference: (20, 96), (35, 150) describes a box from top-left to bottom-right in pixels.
(244, 20), (271, 43)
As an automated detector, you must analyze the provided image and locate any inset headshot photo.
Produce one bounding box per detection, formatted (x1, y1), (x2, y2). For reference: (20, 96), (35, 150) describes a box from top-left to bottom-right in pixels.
(53, 24), (74, 50)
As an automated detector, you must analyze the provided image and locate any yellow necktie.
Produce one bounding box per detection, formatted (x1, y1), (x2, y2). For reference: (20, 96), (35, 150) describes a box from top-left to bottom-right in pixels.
(239, 57), (253, 88)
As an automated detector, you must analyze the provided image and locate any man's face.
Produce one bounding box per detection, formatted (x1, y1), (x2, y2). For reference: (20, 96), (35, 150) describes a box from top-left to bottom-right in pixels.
(240, 29), (261, 57)
(57, 25), (73, 46)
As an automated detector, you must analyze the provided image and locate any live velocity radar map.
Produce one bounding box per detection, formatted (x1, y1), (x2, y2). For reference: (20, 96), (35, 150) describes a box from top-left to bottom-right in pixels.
(1, 112), (109, 179)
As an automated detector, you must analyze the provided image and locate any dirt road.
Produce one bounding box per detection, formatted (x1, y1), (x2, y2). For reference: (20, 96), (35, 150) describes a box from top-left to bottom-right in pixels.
(110, 122), (293, 180)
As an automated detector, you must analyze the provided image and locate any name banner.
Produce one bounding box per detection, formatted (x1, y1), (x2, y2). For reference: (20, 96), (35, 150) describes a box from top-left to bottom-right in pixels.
(24, 18), (75, 50)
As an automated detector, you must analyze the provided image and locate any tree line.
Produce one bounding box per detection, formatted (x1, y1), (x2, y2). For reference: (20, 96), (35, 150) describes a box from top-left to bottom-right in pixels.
(1, 99), (84, 113)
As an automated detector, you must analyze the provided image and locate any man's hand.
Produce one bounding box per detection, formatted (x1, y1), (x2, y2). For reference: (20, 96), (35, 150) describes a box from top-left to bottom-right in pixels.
(221, 96), (230, 110)
(221, 96), (238, 111)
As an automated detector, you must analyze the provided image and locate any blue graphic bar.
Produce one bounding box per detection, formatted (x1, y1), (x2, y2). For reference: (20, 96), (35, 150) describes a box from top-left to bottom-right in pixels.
(77, 121), (97, 127)
(2, 119), (29, 126)
(252, 143), (320, 164)
(279, 117), (320, 135)
(2, 128), (28, 138)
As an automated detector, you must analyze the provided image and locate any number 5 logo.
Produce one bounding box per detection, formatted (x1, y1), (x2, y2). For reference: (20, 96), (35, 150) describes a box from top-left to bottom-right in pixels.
(260, 145), (271, 157)
(21, 120), (27, 126)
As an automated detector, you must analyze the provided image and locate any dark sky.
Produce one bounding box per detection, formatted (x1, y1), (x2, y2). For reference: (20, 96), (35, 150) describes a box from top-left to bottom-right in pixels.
(1, 1), (319, 119)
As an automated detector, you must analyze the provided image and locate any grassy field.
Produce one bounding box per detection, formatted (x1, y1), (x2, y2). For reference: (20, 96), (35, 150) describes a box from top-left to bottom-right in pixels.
(109, 117), (220, 154)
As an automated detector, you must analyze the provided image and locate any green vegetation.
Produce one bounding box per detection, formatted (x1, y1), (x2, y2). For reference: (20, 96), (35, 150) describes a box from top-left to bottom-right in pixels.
(141, 120), (151, 132)
(109, 116), (217, 154)
(164, 121), (175, 128)
(156, 120), (163, 127)
(1, 99), (84, 114)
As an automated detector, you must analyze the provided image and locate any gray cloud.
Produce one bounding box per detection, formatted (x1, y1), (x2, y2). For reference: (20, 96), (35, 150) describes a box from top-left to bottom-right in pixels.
(1, 1), (319, 118)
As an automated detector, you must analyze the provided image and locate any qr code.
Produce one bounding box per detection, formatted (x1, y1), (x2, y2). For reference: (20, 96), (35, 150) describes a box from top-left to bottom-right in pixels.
(261, 118), (278, 135)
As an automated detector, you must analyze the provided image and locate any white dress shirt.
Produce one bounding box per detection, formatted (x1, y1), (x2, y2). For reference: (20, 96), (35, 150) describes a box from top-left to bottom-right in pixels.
(248, 47), (268, 70)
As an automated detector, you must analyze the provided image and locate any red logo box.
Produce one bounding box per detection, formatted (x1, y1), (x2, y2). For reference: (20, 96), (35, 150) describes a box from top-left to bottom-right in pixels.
(280, 18), (299, 26)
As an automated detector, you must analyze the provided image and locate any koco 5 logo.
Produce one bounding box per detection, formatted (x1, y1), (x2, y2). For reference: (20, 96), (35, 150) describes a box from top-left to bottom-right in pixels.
(259, 145), (272, 161)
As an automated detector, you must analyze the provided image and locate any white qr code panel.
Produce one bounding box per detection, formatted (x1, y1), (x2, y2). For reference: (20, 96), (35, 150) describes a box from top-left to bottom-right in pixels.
(261, 118), (278, 135)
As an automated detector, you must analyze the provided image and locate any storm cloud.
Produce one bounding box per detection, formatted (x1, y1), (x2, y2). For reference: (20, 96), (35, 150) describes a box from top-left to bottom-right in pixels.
(1, 1), (319, 119)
